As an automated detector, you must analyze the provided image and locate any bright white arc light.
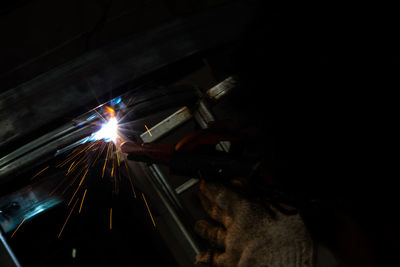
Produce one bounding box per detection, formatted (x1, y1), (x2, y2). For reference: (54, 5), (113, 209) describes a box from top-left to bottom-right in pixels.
(91, 117), (118, 143)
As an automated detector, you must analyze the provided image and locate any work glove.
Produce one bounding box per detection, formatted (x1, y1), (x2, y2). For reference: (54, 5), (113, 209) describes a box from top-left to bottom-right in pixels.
(195, 180), (315, 267)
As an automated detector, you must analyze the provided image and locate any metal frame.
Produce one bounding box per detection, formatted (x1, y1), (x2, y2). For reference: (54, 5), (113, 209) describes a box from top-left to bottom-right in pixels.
(135, 77), (237, 264)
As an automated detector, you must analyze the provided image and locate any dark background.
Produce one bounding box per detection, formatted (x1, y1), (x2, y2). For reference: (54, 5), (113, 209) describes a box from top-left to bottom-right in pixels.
(1, 1), (397, 266)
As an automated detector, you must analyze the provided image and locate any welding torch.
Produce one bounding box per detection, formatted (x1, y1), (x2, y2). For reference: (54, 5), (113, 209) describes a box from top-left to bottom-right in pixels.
(120, 130), (257, 181)
(120, 126), (300, 215)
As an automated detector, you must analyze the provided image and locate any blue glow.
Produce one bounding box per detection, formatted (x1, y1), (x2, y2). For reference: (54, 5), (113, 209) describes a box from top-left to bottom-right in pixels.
(0, 198), (61, 233)
(110, 97), (122, 105)
(86, 114), (96, 121)
(25, 199), (60, 220)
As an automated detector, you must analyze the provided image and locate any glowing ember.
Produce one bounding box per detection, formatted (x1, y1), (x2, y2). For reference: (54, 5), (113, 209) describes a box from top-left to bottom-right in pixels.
(91, 117), (118, 143)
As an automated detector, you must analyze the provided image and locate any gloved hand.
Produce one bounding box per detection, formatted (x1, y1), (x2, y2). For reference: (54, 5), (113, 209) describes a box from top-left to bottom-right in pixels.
(195, 180), (315, 267)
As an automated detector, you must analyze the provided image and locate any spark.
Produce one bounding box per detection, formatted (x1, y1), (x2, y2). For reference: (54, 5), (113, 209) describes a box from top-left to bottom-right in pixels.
(67, 161), (76, 174)
(11, 218), (26, 238)
(46, 104), (158, 240)
(142, 193), (156, 227)
(145, 125), (152, 136)
(93, 109), (107, 122)
(68, 169), (88, 206)
(68, 154), (89, 174)
(67, 164), (87, 189)
(110, 208), (113, 230)
(92, 141), (106, 167)
(111, 154), (115, 177)
(58, 198), (79, 238)
(57, 144), (89, 168)
(102, 143), (112, 178)
(116, 151), (120, 167)
(79, 189), (87, 214)
(31, 166), (49, 180)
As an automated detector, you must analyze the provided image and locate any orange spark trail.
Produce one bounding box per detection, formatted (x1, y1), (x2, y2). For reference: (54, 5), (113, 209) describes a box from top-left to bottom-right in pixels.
(11, 218), (26, 238)
(92, 141), (106, 167)
(67, 161), (76, 174)
(58, 164), (87, 196)
(68, 154), (88, 174)
(110, 208), (113, 230)
(58, 198), (79, 238)
(145, 125), (152, 136)
(57, 144), (88, 168)
(116, 151), (120, 167)
(142, 193), (156, 227)
(79, 142), (97, 156)
(68, 169), (88, 206)
(69, 165), (87, 186)
(79, 189), (87, 214)
(102, 142), (112, 178)
(93, 109), (107, 122)
(31, 166), (49, 180)
(111, 154), (115, 177)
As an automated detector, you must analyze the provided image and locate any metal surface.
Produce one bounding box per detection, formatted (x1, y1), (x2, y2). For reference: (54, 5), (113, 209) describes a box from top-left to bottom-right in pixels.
(206, 76), (237, 101)
(0, 231), (21, 267)
(0, 125), (93, 184)
(0, 1), (252, 153)
(0, 176), (63, 233)
(175, 178), (199, 195)
(140, 107), (192, 143)
(0, 114), (98, 169)
(148, 164), (186, 212)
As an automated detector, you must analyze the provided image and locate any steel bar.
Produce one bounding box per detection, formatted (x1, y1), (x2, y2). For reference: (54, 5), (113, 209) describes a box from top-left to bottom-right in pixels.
(206, 76), (237, 101)
(175, 178), (199, 195)
(140, 107), (192, 143)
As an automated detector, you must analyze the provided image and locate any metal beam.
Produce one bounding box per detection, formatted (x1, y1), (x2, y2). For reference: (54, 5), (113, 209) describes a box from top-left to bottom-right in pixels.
(0, 230), (21, 267)
(140, 107), (192, 142)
